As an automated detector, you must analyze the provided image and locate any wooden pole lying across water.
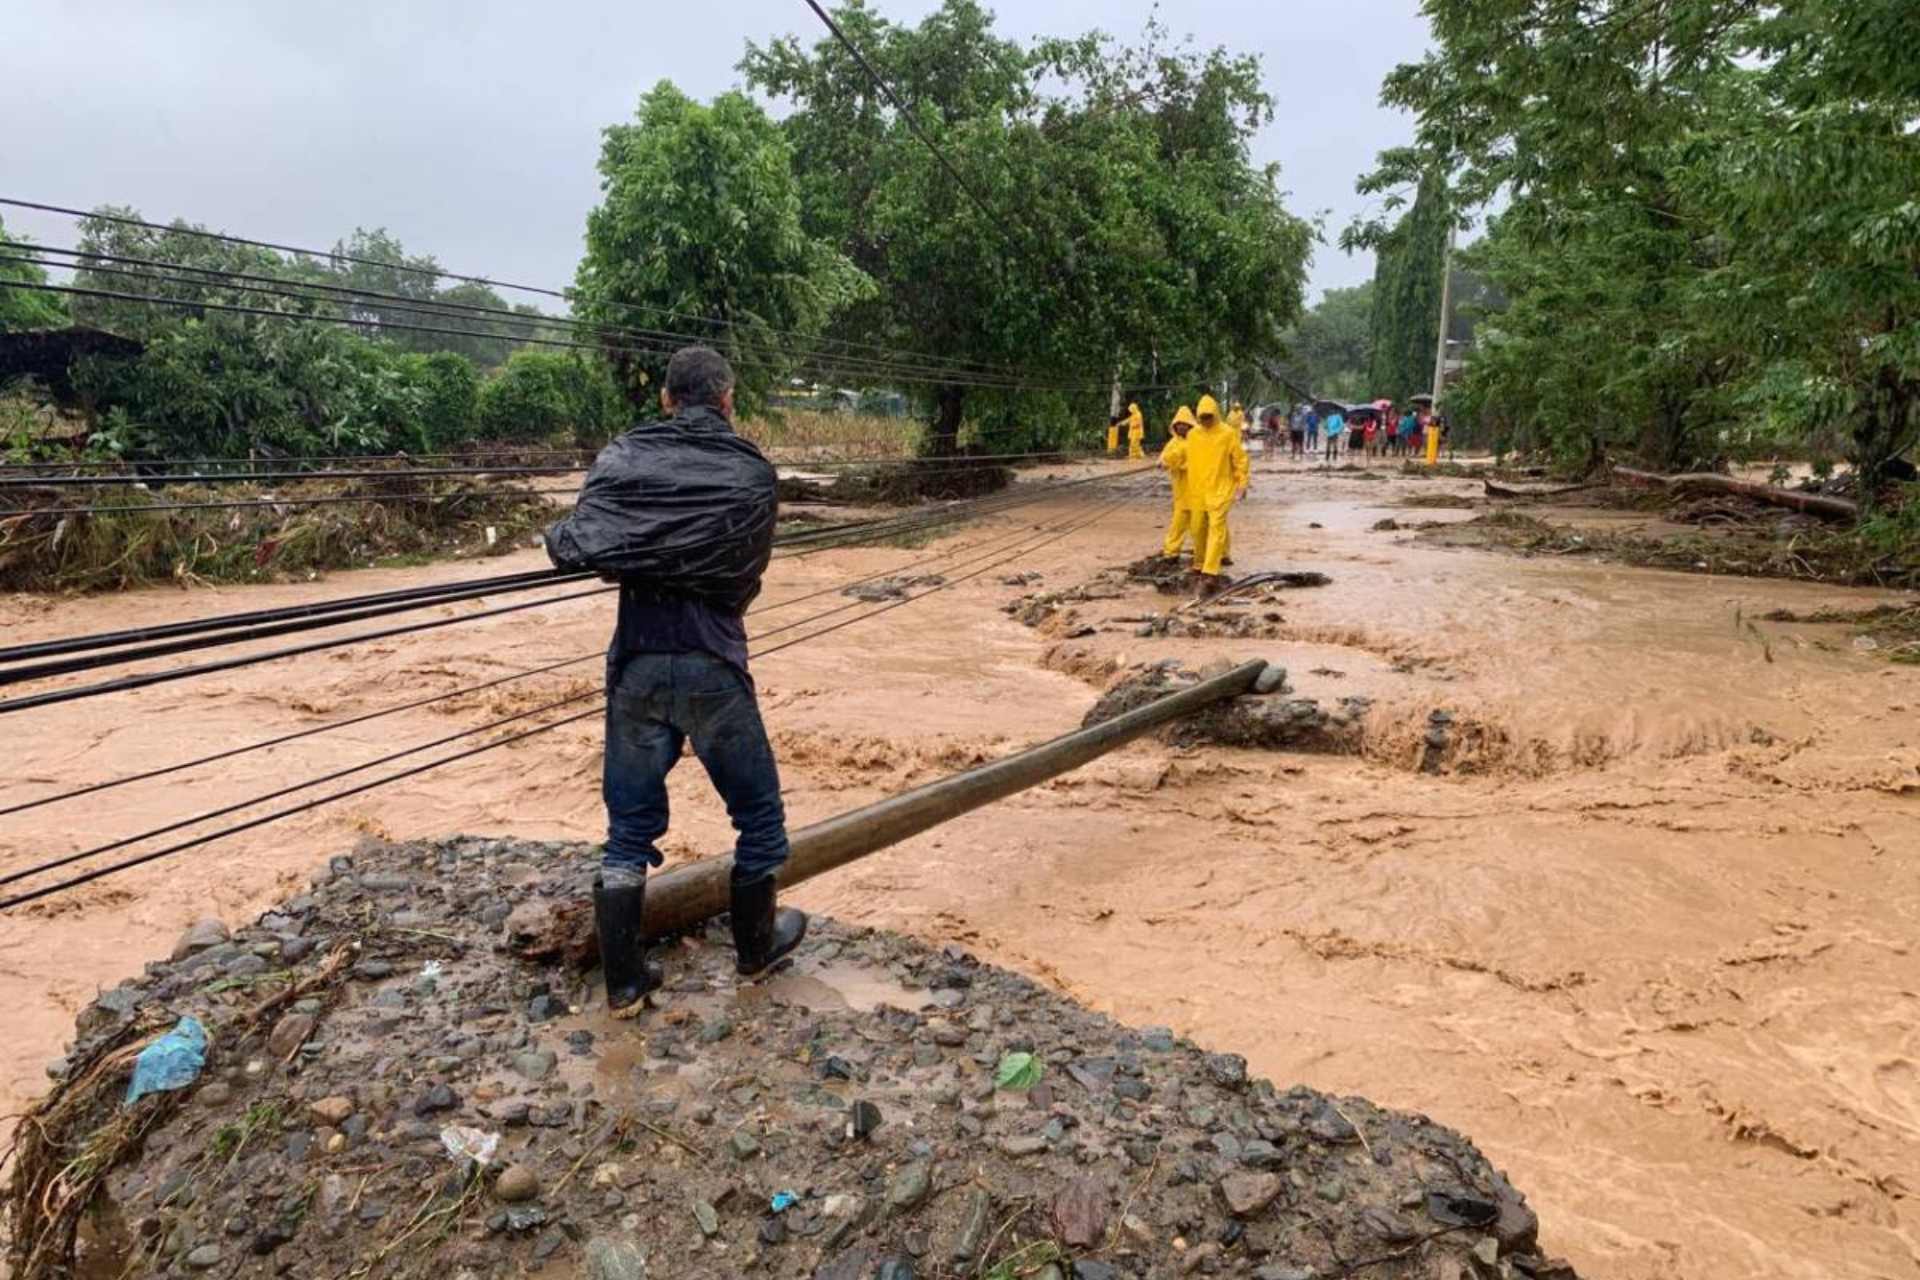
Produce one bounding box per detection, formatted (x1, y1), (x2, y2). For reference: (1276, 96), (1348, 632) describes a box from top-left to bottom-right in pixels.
(640, 659), (1269, 938)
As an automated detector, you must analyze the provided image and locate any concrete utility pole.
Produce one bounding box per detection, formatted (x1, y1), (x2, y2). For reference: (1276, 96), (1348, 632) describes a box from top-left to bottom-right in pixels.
(1430, 223), (1457, 406)
(638, 661), (1269, 937)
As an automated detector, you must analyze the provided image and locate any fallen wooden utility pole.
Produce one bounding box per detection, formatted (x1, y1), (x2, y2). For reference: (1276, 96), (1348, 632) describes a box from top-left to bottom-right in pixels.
(1612, 467), (1857, 521)
(639, 658), (1269, 938)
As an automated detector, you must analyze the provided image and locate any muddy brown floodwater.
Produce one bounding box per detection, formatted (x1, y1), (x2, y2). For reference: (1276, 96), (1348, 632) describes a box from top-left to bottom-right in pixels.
(4, 461), (1917, 1279)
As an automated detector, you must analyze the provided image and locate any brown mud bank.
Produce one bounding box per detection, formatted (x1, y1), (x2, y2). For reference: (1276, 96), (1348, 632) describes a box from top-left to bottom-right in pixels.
(7, 836), (1570, 1280)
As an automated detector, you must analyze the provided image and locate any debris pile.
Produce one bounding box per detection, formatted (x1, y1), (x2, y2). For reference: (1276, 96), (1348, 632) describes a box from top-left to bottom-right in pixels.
(5, 836), (1576, 1280)
(1082, 660), (1369, 753)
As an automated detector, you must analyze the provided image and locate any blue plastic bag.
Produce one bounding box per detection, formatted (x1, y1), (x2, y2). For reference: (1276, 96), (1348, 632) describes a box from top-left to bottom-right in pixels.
(125, 1016), (208, 1105)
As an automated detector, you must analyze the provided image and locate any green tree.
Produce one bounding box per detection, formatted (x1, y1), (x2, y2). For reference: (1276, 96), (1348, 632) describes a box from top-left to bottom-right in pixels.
(0, 216), (70, 331)
(1279, 283), (1374, 401)
(742, 3), (1313, 452)
(1360, 0), (1919, 487)
(398, 351), (481, 450)
(474, 349), (625, 446)
(572, 81), (870, 415)
(1361, 172), (1450, 403)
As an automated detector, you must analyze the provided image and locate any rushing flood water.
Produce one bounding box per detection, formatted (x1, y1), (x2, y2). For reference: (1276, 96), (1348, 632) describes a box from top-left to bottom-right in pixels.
(4, 459), (1916, 1278)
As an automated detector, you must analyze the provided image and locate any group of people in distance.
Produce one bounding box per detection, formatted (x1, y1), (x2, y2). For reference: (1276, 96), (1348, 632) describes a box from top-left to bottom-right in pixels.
(1106, 393), (1451, 597)
(1273, 402), (1446, 461)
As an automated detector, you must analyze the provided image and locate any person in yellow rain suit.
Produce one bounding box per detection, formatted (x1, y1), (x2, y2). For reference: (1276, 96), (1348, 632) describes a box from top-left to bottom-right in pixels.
(1158, 405), (1197, 558)
(1227, 401), (1247, 440)
(1126, 402), (1146, 459)
(1186, 394), (1249, 592)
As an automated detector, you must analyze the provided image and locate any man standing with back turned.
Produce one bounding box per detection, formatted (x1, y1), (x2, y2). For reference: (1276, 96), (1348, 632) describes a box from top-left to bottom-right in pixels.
(546, 346), (806, 1009)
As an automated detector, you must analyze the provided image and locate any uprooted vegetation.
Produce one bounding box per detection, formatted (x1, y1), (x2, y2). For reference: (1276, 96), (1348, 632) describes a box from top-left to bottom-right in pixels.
(0, 477), (558, 592)
(1757, 602), (1920, 663)
(1401, 489), (1920, 588)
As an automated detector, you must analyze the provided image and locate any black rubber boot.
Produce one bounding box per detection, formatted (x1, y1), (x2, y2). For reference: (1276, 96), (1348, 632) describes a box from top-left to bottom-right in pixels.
(593, 877), (662, 1010)
(730, 873), (808, 977)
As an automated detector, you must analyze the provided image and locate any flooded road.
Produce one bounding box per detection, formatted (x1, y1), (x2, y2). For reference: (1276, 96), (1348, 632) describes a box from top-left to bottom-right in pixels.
(4, 460), (1916, 1278)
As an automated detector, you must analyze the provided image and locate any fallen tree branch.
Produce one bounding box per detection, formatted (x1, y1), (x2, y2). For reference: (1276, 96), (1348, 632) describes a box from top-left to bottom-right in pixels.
(1482, 479), (1596, 500)
(1612, 467), (1857, 521)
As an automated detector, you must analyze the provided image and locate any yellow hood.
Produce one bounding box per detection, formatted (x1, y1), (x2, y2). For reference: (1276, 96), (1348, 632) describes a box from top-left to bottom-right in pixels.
(1196, 394), (1222, 422)
(1172, 405), (1198, 430)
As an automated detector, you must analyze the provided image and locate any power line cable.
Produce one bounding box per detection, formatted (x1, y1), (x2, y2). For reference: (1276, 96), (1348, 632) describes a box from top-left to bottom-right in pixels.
(0, 479), (1152, 907)
(0, 480), (1126, 818)
(0, 197), (1031, 377)
(0, 468), (1151, 709)
(14, 242), (1064, 392)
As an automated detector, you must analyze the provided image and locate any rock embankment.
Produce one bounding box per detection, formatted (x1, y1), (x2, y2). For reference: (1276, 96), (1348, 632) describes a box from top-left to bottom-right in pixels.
(7, 836), (1575, 1280)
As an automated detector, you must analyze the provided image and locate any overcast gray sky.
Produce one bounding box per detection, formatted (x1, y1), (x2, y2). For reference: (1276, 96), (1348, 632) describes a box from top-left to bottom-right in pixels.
(5, 0), (1431, 310)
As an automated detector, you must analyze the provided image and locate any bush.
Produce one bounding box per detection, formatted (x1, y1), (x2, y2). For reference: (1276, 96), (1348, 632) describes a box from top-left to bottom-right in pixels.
(398, 351), (480, 451)
(474, 350), (627, 446)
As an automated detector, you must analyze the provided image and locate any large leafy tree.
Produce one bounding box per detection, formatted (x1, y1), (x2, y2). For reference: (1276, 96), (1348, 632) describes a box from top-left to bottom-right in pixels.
(1361, 171), (1450, 403)
(742, 2), (1313, 451)
(1365, 0), (1920, 488)
(572, 81), (870, 416)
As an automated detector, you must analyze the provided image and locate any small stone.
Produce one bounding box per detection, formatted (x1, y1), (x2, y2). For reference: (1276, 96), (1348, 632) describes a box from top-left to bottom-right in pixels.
(267, 1013), (315, 1060)
(1180, 1243), (1221, 1274)
(998, 1134), (1047, 1158)
(494, 1164), (541, 1203)
(172, 918), (230, 960)
(692, 1198), (720, 1237)
(1074, 1264), (1120, 1280)
(183, 1243), (222, 1269)
(353, 959), (394, 980)
(413, 1083), (459, 1115)
(1140, 1027), (1176, 1052)
(1050, 1176), (1108, 1248)
(1205, 1052), (1249, 1089)
(1241, 1138), (1283, 1168)
(513, 1049), (559, 1082)
(1473, 1237), (1500, 1267)
(1113, 1078), (1151, 1102)
(1315, 1178), (1344, 1204)
(1219, 1171), (1282, 1217)
(309, 1096), (353, 1126)
(1253, 665), (1289, 695)
(698, 1018), (735, 1044)
(887, 1160), (933, 1213)
(1252, 1266), (1314, 1280)
(584, 1234), (647, 1280)
(199, 1081), (233, 1108)
(527, 994), (565, 1022)
(950, 1189), (991, 1262)
(876, 1257), (915, 1280)
(729, 1131), (762, 1161)
(358, 872), (413, 893)
(848, 1099), (883, 1140)
(759, 1216), (788, 1246)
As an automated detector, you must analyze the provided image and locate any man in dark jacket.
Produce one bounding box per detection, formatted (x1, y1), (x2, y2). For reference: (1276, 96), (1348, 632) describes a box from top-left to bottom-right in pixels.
(547, 346), (805, 1009)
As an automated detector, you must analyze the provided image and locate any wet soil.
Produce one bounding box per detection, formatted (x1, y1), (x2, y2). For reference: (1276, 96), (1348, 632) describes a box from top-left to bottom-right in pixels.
(4, 457), (1917, 1279)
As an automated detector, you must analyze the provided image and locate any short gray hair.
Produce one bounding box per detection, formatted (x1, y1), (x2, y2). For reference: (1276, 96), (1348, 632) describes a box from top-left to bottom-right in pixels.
(665, 346), (735, 408)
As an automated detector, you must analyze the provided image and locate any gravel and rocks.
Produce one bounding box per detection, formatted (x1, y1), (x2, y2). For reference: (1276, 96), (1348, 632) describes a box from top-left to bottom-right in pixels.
(13, 835), (1576, 1280)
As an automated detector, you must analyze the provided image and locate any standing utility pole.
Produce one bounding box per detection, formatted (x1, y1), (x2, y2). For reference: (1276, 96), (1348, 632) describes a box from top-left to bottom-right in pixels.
(1430, 223), (1458, 406)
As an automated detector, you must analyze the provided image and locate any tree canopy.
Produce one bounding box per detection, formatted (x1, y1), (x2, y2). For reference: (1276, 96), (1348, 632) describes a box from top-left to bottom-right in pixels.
(1360, 0), (1920, 488)
(741, 2), (1314, 448)
(572, 82), (871, 415)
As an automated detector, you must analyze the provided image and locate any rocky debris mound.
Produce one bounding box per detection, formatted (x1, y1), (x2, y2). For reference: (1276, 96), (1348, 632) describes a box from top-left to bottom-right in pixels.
(1082, 660), (1370, 753)
(9, 836), (1574, 1280)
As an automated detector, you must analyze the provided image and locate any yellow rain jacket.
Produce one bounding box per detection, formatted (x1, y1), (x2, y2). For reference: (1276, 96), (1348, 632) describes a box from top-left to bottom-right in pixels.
(1126, 402), (1146, 459)
(1187, 394), (1249, 575)
(1227, 403), (1247, 438)
(1105, 420), (1119, 453)
(1159, 406), (1198, 557)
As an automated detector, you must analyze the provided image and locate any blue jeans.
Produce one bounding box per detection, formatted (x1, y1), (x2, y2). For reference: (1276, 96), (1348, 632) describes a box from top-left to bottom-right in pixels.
(602, 651), (790, 883)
